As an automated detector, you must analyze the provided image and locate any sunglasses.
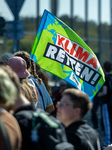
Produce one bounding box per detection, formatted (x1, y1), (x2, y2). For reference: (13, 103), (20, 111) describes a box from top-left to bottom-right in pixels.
(57, 101), (77, 108)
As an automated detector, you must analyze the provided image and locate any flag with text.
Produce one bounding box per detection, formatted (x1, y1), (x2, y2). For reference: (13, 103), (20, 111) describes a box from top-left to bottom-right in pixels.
(31, 9), (105, 100)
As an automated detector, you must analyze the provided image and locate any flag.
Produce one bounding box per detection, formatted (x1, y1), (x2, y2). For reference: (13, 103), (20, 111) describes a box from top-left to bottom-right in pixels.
(31, 9), (105, 100)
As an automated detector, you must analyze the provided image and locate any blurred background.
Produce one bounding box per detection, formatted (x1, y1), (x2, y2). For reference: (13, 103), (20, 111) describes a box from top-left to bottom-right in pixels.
(0, 0), (112, 87)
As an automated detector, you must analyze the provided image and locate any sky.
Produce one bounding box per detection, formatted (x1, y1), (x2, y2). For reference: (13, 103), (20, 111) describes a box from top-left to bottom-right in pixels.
(0, 0), (111, 25)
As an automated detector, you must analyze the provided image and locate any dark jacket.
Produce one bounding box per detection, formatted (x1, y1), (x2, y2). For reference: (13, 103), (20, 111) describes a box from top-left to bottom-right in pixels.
(66, 120), (101, 150)
(14, 104), (74, 150)
(97, 74), (112, 104)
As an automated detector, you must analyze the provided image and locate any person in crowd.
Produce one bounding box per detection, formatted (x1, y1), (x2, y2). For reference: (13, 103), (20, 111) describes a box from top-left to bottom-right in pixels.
(0, 118), (13, 150)
(56, 88), (102, 150)
(0, 52), (13, 65)
(91, 94), (103, 129)
(97, 61), (112, 149)
(35, 62), (52, 97)
(8, 56), (38, 105)
(1, 65), (74, 150)
(14, 50), (54, 113)
(53, 79), (67, 113)
(91, 95), (99, 129)
(0, 67), (22, 150)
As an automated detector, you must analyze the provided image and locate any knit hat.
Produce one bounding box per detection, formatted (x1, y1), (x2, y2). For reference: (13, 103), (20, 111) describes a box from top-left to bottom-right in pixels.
(0, 52), (13, 64)
(8, 56), (30, 78)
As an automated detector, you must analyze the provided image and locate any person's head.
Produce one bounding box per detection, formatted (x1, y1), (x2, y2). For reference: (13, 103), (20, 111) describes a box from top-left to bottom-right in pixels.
(1, 65), (21, 95)
(0, 67), (18, 106)
(56, 88), (91, 127)
(14, 51), (31, 70)
(14, 51), (42, 84)
(1, 65), (35, 112)
(8, 56), (30, 79)
(8, 57), (37, 104)
(0, 65), (22, 111)
(103, 61), (112, 73)
(0, 52), (13, 65)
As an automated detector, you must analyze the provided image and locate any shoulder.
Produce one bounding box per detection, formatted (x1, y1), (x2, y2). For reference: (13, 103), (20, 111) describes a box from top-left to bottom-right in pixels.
(14, 105), (36, 126)
(1, 112), (20, 127)
(66, 121), (99, 137)
(66, 122), (100, 150)
(0, 112), (22, 138)
(14, 109), (34, 123)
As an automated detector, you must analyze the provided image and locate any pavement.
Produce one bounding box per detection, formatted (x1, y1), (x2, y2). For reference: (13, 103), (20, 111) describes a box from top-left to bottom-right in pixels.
(84, 106), (105, 147)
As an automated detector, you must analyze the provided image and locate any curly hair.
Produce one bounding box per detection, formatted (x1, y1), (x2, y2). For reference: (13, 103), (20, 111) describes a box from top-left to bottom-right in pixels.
(35, 63), (52, 97)
(14, 51), (42, 84)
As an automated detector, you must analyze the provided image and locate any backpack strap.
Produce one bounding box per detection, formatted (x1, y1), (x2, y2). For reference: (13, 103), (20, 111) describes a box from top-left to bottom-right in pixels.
(0, 117), (13, 150)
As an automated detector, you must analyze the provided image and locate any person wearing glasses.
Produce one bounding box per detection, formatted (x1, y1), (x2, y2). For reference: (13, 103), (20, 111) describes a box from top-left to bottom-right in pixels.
(56, 88), (102, 150)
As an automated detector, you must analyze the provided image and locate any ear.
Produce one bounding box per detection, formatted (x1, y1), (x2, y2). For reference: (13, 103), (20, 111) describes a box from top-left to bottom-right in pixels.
(74, 107), (81, 116)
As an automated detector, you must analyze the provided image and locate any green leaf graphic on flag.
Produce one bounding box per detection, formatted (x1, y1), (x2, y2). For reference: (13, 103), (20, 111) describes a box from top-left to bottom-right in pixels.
(31, 9), (105, 101)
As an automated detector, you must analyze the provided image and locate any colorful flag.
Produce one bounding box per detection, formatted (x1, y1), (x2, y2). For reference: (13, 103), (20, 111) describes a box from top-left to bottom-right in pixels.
(31, 9), (105, 100)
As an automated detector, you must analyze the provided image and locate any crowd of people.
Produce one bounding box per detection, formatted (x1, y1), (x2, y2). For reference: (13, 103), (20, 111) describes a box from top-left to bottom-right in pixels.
(0, 51), (112, 150)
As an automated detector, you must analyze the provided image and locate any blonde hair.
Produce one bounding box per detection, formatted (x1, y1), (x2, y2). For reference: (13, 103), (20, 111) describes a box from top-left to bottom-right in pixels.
(0, 68), (18, 105)
(20, 78), (37, 104)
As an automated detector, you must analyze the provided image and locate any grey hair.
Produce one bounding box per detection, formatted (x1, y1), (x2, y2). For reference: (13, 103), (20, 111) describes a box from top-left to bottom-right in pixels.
(0, 68), (17, 105)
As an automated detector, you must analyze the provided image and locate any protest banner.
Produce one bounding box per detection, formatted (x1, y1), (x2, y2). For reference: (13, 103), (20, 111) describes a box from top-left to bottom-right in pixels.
(31, 9), (105, 100)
